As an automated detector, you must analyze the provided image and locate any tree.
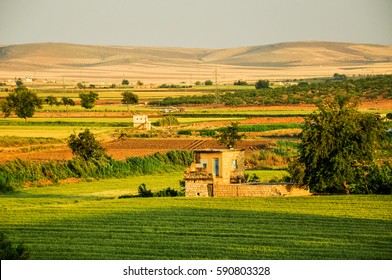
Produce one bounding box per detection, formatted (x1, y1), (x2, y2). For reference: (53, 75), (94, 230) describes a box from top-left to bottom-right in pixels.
(76, 82), (85, 89)
(289, 94), (386, 194)
(0, 99), (13, 118)
(215, 122), (245, 148)
(61, 97), (75, 116)
(15, 78), (23, 87)
(0, 86), (42, 121)
(121, 91), (138, 112)
(121, 79), (129, 86)
(136, 80), (143, 86)
(45, 95), (59, 116)
(157, 115), (179, 126)
(79, 91), (99, 109)
(67, 129), (108, 161)
(333, 73), (347, 80)
(205, 80), (213, 86)
(234, 80), (248, 86)
(255, 79), (269, 89)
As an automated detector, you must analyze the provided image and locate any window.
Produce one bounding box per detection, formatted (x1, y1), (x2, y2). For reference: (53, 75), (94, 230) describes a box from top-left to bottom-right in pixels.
(232, 160), (238, 170)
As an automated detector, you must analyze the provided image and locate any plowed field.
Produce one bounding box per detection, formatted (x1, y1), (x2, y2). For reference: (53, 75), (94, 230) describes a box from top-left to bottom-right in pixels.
(0, 138), (273, 162)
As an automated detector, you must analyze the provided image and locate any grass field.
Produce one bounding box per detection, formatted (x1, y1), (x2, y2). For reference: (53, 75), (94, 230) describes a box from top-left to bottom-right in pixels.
(1, 173), (391, 260)
(0, 125), (114, 138)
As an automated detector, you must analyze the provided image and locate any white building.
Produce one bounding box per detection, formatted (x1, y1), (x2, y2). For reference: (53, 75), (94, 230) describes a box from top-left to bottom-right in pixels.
(133, 115), (151, 130)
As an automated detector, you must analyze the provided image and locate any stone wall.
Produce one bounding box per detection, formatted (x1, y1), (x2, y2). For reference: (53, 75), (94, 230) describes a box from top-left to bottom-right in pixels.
(214, 183), (310, 197)
(184, 172), (214, 197)
(185, 182), (310, 197)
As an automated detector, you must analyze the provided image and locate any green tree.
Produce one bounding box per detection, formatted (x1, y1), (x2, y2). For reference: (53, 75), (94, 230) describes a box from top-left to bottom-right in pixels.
(215, 122), (245, 148)
(255, 79), (269, 89)
(61, 97), (75, 116)
(79, 91), (99, 109)
(121, 79), (129, 86)
(0, 86), (42, 121)
(157, 115), (179, 126)
(234, 80), (248, 86)
(0, 99), (13, 118)
(15, 78), (23, 87)
(45, 95), (59, 116)
(121, 91), (138, 112)
(333, 73), (347, 80)
(289, 94), (386, 194)
(205, 80), (213, 86)
(67, 129), (108, 161)
(76, 82), (85, 89)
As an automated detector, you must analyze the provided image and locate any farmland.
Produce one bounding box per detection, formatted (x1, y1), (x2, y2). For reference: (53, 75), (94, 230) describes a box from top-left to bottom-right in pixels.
(1, 73), (391, 260)
(1, 176), (391, 259)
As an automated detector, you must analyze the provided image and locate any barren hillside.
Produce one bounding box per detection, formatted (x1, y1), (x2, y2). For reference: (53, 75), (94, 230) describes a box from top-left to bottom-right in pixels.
(0, 41), (391, 82)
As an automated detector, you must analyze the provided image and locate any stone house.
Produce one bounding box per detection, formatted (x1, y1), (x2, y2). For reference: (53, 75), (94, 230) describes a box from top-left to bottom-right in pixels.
(184, 149), (310, 197)
(133, 115), (151, 130)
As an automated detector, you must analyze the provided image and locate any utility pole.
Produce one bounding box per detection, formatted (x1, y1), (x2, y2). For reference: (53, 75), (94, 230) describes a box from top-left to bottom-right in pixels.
(214, 67), (218, 93)
(214, 67), (219, 106)
(63, 76), (65, 95)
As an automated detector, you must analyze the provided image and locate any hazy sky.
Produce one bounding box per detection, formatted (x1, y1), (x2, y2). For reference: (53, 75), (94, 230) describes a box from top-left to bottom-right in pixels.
(0, 0), (391, 48)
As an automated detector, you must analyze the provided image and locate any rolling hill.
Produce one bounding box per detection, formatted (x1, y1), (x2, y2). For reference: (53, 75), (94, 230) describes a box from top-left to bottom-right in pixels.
(0, 41), (391, 82)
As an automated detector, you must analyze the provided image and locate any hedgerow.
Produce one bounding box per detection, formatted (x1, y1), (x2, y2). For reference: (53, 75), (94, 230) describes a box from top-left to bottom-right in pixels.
(0, 151), (194, 188)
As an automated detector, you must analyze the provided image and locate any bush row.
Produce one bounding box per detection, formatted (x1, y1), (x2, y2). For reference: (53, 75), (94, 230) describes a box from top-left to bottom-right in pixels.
(149, 75), (392, 106)
(0, 151), (194, 189)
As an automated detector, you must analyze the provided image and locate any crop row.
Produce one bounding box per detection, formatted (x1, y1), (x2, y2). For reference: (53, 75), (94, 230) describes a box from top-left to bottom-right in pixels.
(181, 124), (303, 137)
(1, 196), (391, 259)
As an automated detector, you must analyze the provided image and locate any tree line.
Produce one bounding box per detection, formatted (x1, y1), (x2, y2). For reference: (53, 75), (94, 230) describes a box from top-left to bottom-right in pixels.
(0, 86), (139, 121)
(150, 75), (392, 106)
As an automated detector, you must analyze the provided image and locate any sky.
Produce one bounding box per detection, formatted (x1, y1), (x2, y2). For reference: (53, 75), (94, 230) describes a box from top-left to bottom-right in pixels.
(0, 0), (391, 48)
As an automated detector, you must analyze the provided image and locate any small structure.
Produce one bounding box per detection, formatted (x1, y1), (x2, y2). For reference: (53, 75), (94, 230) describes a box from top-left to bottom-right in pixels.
(133, 115), (151, 130)
(184, 149), (310, 197)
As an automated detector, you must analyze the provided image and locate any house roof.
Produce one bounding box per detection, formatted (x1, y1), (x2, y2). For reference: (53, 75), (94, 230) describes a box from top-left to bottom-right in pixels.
(194, 148), (245, 153)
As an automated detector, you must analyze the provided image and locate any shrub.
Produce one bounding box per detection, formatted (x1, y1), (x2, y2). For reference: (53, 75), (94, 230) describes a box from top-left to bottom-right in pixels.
(68, 129), (109, 161)
(255, 79), (270, 89)
(177, 130), (192, 136)
(155, 187), (179, 197)
(0, 175), (14, 193)
(138, 183), (154, 197)
(246, 151), (288, 169)
(349, 164), (392, 194)
(156, 115), (179, 126)
(0, 151), (194, 187)
(244, 173), (260, 182)
(79, 91), (99, 109)
(234, 80), (248, 86)
(0, 232), (30, 260)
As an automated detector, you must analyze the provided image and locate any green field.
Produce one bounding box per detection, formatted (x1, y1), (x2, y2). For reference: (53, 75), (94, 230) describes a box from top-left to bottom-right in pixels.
(1, 173), (391, 260)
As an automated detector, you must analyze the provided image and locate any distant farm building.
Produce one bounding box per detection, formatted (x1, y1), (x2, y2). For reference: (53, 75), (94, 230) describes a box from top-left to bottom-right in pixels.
(133, 115), (151, 130)
(184, 149), (310, 197)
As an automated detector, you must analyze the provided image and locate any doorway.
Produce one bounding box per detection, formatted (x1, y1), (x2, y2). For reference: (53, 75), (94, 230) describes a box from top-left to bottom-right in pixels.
(214, 158), (220, 177)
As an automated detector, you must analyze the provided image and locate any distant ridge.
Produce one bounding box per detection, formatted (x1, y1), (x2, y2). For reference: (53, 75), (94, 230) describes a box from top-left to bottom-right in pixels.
(0, 41), (391, 82)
